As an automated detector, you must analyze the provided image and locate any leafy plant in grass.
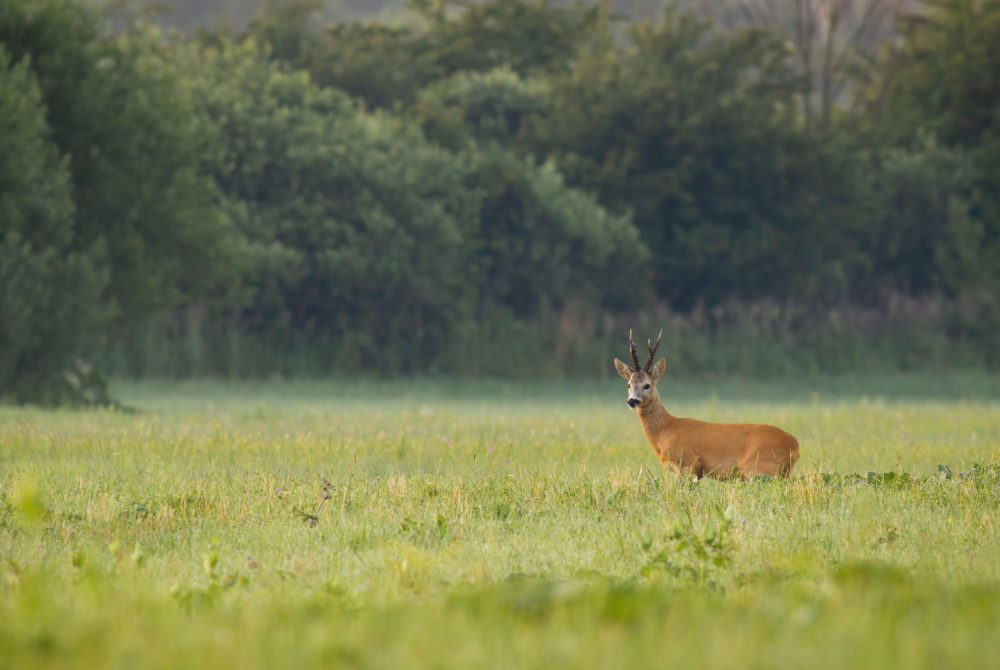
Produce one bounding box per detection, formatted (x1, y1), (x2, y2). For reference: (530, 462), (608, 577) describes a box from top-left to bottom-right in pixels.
(170, 540), (248, 611)
(400, 514), (452, 548)
(641, 506), (735, 588)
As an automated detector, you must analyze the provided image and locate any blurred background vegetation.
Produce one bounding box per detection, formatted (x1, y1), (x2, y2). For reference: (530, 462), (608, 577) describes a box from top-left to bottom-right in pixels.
(2, 0), (999, 402)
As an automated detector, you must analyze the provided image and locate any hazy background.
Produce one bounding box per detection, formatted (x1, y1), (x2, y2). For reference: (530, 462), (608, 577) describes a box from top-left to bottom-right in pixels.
(92, 0), (678, 31)
(2, 0), (997, 403)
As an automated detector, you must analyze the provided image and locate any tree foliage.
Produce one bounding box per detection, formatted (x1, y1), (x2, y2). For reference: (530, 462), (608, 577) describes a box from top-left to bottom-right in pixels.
(418, 67), (549, 147)
(532, 11), (858, 308)
(175, 39), (638, 372)
(0, 0), (237, 323)
(0, 46), (108, 401)
(861, 0), (1000, 299)
(2, 0), (1000, 395)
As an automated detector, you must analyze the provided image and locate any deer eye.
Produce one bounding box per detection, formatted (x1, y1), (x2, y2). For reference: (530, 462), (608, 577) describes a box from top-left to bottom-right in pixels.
(644, 384), (651, 390)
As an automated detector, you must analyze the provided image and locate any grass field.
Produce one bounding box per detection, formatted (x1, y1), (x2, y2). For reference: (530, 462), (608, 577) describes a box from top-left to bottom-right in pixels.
(2, 373), (1000, 669)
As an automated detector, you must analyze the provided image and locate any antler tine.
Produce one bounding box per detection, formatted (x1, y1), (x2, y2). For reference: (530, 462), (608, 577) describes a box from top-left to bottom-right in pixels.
(644, 329), (662, 371)
(628, 329), (640, 370)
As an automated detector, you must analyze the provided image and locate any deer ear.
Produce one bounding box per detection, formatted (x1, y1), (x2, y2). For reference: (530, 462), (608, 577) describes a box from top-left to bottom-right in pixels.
(649, 357), (667, 382)
(613, 358), (632, 380)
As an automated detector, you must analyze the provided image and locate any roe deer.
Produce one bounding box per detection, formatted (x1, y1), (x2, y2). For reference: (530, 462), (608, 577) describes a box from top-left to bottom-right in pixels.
(614, 330), (799, 479)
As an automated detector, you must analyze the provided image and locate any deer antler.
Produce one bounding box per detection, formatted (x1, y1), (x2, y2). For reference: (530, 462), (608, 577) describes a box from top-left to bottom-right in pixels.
(628, 329), (640, 370)
(644, 330), (662, 371)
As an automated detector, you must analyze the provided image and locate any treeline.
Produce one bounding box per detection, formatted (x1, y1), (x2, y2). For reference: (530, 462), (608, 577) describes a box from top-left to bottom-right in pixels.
(1, 0), (999, 401)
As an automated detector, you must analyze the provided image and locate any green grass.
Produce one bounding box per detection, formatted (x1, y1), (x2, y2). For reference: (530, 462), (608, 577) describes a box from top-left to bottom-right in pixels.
(2, 373), (999, 669)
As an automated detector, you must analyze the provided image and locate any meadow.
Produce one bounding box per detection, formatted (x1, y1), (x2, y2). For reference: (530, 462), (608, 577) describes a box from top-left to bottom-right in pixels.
(2, 372), (999, 669)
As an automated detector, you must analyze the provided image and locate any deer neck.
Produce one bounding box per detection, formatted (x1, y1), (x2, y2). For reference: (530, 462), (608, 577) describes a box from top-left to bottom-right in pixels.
(637, 389), (673, 441)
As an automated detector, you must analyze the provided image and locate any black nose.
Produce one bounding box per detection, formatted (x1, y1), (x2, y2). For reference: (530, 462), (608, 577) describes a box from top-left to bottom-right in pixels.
(627, 398), (640, 408)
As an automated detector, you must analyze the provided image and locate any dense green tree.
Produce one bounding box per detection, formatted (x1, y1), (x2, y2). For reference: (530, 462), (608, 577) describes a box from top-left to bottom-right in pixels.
(408, 0), (599, 76)
(174, 39), (642, 372)
(240, 0), (324, 65)
(0, 1), (238, 322)
(3, 0), (999, 386)
(0, 47), (108, 401)
(862, 0), (1000, 299)
(533, 10), (858, 308)
(177, 40), (482, 370)
(417, 67), (549, 148)
(298, 22), (430, 108)
(875, 0), (1000, 151)
(466, 147), (645, 318)
(253, 0), (600, 111)
(850, 141), (986, 296)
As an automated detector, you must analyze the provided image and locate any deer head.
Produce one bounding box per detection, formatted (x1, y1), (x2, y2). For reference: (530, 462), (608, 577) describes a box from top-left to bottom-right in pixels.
(613, 329), (666, 409)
